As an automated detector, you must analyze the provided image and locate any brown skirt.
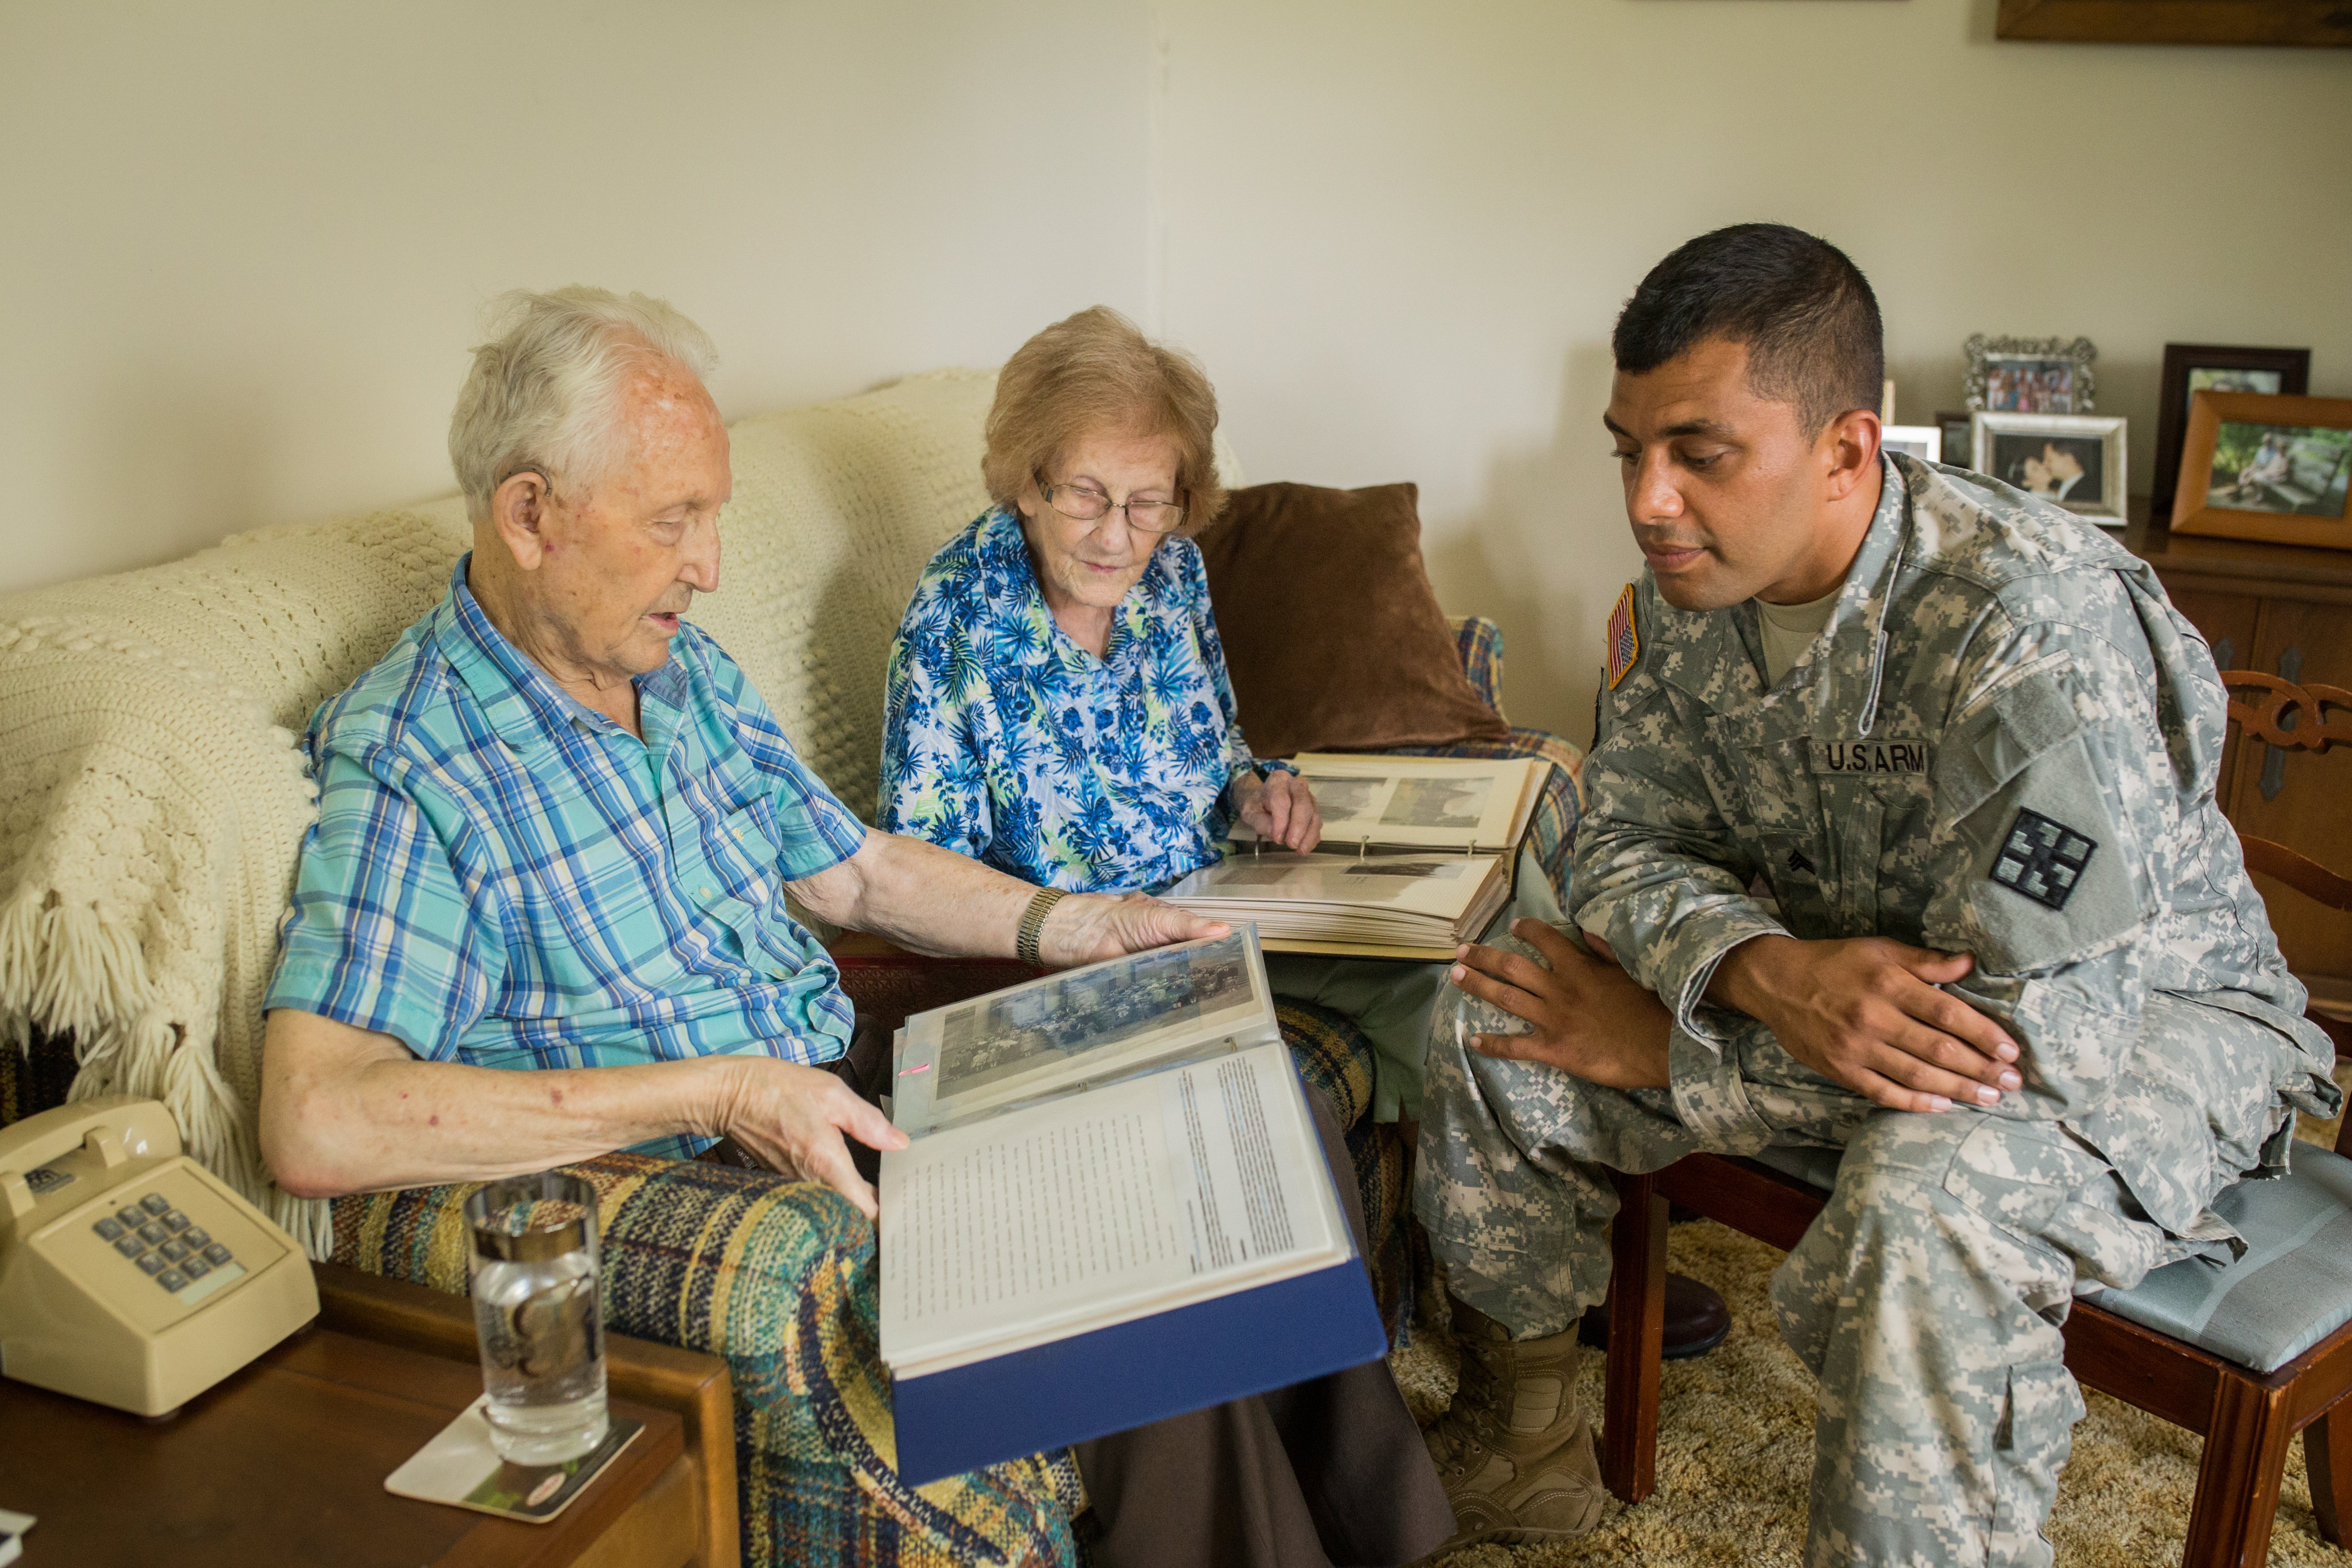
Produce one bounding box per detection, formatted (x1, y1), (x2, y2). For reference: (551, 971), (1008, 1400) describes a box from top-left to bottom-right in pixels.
(1070, 1084), (1454, 1568)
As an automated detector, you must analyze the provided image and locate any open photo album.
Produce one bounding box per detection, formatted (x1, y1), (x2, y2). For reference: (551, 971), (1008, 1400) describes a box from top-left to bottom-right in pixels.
(877, 928), (1386, 1483)
(1160, 849), (1510, 961)
(1231, 754), (1547, 856)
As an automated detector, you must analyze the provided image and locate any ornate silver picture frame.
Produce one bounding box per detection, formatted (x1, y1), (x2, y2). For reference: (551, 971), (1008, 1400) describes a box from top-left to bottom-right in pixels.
(1964, 334), (2098, 415)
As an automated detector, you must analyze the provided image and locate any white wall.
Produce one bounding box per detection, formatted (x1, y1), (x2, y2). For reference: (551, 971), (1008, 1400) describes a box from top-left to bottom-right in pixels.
(0, 0), (1152, 594)
(7, 0), (2349, 738)
(1154, 0), (2352, 738)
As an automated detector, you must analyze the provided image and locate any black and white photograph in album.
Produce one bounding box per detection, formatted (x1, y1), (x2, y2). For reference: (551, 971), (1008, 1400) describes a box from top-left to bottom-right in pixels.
(934, 932), (1253, 1098)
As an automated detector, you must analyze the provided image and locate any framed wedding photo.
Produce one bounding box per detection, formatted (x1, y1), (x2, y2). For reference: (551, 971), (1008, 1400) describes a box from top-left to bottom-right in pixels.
(2171, 391), (2352, 550)
(1965, 335), (2098, 415)
(1974, 411), (2128, 522)
(2150, 344), (2312, 521)
(1881, 424), (1942, 463)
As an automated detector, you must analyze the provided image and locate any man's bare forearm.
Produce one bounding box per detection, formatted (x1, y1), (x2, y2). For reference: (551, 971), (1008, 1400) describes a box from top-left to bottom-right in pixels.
(799, 831), (1033, 959)
(1704, 932), (1795, 1017)
(260, 1008), (728, 1198)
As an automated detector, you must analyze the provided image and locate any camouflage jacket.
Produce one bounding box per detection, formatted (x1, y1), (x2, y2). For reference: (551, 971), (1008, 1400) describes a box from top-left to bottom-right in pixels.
(1572, 453), (2339, 1233)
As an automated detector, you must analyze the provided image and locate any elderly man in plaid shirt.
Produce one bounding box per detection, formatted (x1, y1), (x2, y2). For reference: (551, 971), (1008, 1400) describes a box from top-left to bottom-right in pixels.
(257, 287), (1221, 1218)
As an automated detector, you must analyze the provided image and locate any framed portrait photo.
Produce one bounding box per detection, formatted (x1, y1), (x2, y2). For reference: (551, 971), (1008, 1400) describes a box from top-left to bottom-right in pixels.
(2171, 392), (2352, 550)
(1964, 335), (2098, 415)
(1973, 411), (2128, 523)
(1881, 424), (1943, 463)
(2150, 344), (2312, 521)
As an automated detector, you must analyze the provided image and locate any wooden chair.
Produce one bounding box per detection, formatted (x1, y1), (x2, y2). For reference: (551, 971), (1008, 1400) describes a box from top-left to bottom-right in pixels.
(1598, 670), (2352, 1567)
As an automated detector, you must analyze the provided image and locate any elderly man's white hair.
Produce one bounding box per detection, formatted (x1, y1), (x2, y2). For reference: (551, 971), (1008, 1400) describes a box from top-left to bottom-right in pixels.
(449, 286), (720, 523)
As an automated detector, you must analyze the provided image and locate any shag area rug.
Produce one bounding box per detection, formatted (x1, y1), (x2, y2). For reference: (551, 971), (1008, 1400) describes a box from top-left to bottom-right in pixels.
(1392, 1063), (2352, 1567)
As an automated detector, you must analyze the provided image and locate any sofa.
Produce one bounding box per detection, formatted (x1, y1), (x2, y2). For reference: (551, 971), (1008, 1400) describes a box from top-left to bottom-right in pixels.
(0, 367), (1583, 1565)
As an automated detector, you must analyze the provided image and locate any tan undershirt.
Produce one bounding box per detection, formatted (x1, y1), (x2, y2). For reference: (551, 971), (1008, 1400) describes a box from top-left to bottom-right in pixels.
(1755, 585), (1842, 686)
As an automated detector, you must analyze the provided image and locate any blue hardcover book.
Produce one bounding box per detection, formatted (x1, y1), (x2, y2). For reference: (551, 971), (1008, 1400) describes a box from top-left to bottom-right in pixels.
(879, 928), (1386, 1487)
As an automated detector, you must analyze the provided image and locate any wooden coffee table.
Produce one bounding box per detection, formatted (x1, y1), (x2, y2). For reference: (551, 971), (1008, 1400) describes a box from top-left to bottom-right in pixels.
(0, 1262), (738, 1568)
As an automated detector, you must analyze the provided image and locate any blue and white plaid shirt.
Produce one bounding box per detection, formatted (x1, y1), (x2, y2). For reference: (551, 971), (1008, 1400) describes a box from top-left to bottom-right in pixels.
(266, 556), (868, 1159)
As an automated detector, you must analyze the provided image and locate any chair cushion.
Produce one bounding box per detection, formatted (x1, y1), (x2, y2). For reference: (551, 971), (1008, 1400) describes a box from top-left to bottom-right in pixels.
(2089, 1142), (2352, 1374)
(1197, 481), (1510, 758)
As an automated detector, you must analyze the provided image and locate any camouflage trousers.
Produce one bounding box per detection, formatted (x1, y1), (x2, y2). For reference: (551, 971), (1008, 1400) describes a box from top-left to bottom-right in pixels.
(1414, 992), (2293, 1568)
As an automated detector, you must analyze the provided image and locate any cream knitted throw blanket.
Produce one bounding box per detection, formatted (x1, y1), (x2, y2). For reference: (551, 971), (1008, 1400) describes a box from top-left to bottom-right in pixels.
(0, 369), (1003, 1253)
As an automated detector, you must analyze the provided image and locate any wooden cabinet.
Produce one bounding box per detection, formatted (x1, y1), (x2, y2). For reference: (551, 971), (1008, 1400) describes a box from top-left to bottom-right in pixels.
(2126, 516), (2352, 1029)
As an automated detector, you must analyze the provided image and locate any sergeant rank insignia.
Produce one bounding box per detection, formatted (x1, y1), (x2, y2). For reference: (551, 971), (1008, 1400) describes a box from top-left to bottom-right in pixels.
(1991, 807), (2097, 912)
(1605, 583), (1640, 690)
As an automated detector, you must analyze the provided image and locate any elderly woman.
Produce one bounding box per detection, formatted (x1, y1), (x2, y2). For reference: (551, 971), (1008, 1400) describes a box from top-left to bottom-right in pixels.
(878, 307), (1454, 1568)
(881, 309), (1457, 1124)
(880, 308), (1319, 889)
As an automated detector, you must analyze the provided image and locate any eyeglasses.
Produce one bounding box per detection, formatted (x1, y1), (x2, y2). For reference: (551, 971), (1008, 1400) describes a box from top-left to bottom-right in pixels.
(1035, 472), (1185, 535)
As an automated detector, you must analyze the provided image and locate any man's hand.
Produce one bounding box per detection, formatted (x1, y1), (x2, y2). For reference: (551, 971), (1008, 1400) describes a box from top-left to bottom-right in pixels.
(1232, 770), (1323, 852)
(1447, 919), (1672, 1089)
(710, 1058), (909, 1220)
(1707, 934), (2022, 1113)
(1039, 891), (1230, 968)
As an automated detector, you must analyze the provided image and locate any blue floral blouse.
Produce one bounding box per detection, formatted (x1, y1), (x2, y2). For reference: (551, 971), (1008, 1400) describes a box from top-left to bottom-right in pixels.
(879, 505), (1283, 892)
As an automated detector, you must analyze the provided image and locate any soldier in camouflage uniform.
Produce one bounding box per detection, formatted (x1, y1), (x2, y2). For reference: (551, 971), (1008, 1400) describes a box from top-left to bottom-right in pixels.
(1414, 224), (2340, 1565)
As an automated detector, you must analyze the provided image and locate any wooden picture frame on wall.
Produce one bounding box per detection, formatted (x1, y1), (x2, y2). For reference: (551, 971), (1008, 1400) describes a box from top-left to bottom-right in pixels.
(2172, 392), (2352, 550)
(2152, 345), (2312, 521)
(1998, 0), (2352, 47)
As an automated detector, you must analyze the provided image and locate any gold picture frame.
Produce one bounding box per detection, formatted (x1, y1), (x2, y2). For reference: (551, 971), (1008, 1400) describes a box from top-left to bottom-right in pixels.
(2171, 392), (2352, 551)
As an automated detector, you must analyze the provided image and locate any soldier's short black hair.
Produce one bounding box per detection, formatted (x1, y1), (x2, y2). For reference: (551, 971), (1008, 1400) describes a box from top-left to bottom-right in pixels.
(1612, 224), (1884, 438)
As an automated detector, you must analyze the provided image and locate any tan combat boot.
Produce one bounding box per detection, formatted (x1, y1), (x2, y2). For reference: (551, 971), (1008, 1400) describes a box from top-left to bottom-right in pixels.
(1423, 1297), (1606, 1550)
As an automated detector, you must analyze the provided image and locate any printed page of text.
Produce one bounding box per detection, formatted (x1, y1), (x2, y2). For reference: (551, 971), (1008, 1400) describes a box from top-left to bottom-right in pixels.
(880, 1042), (1347, 1376)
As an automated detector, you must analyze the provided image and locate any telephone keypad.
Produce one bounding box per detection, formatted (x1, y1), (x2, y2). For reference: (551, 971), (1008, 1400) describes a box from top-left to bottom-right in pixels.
(94, 1188), (239, 1295)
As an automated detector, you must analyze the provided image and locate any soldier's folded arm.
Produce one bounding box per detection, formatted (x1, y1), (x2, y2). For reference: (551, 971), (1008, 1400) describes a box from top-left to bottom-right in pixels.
(1903, 611), (2170, 1118)
(1568, 684), (2018, 1118)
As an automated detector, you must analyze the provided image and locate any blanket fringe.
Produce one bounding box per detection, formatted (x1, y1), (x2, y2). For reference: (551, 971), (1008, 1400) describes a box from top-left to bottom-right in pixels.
(0, 889), (153, 1046)
(5, 891), (331, 1258)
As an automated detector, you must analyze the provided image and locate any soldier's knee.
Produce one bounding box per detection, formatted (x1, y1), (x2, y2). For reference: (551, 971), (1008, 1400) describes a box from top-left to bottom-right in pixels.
(1834, 1108), (1980, 1188)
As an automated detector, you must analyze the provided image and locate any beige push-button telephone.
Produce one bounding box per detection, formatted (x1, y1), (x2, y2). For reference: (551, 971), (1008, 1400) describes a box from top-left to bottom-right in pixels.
(0, 1096), (317, 1415)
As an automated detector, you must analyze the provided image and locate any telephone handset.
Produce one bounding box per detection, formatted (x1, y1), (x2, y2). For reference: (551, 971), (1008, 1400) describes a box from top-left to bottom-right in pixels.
(0, 1096), (318, 1415)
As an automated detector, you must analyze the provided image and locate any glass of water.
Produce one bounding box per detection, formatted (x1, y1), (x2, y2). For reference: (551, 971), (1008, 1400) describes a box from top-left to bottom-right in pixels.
(463, 1171), (608, 1464)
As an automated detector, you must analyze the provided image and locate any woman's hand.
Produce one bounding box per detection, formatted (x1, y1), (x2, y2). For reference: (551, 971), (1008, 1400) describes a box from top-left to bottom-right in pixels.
(1233, 769), (1323, 852)
(1449, 919), (1673, 1090)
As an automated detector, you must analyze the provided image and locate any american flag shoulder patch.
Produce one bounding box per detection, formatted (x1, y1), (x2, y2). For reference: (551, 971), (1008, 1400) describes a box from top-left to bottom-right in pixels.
(1605, 582), (1640, 689)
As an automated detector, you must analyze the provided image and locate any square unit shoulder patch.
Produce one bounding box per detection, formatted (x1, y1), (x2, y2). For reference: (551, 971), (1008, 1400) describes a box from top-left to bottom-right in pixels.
(1606, 582), (1640, 690)
(1991, 807), (2098, 912)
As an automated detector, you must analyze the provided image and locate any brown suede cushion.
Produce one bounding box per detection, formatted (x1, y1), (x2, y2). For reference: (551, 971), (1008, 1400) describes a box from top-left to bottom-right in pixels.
(1196, 481), (1510, 758)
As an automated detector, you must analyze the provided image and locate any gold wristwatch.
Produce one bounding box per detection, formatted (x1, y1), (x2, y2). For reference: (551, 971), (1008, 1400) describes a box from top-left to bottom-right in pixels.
(1017, 886), (1069, 966)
